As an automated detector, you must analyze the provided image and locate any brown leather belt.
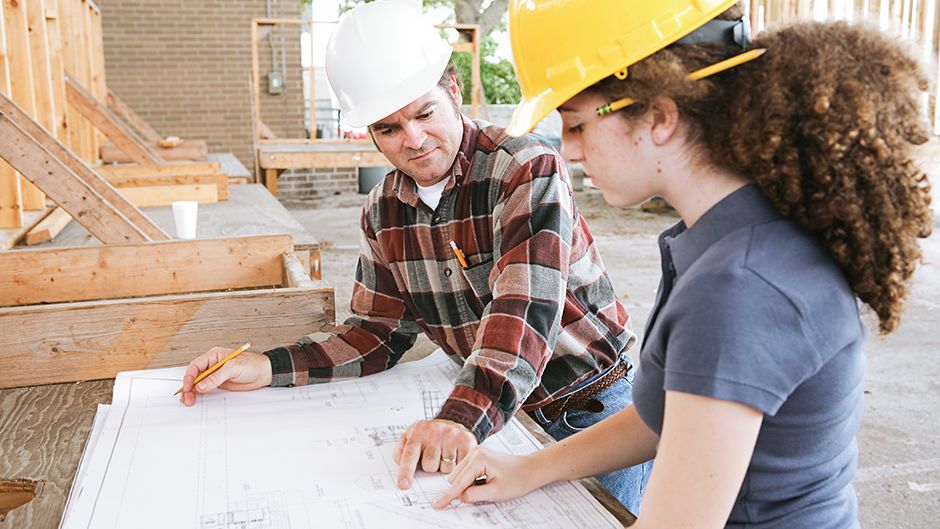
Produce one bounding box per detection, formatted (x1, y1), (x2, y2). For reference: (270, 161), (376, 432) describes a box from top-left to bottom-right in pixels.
(537, 362), (629, 423)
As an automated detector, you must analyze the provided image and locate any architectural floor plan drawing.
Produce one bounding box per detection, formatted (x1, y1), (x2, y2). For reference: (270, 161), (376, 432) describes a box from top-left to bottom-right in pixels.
(59, 351), (622, 529)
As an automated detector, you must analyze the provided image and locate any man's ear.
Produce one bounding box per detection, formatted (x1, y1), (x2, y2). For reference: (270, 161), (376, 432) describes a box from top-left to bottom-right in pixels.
(449, 75), (463, 108)
(647, 96), (681, 145)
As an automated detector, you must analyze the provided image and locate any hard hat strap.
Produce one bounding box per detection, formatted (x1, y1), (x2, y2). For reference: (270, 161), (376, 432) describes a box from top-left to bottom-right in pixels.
(675, 17), (752, 50)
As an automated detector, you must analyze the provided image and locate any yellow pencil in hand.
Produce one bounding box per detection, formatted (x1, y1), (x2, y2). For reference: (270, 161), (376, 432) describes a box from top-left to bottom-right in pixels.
(173, 342), (252, 396)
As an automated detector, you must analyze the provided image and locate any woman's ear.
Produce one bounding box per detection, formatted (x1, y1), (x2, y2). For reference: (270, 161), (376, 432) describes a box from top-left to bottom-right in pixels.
(647, 96), (681, 145)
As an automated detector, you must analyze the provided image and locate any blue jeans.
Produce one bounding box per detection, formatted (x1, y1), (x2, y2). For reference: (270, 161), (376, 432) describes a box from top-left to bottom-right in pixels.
(531, 357), (652, 515)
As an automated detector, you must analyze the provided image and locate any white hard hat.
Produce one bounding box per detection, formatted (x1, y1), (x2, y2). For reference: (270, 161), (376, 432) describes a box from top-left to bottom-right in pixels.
(325, 1), (453, 128)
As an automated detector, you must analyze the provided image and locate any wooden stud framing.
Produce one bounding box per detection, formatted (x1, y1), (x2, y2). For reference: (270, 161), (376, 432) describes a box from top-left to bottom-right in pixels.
(1, 234), (294, 306)
(0, 0), (23, 229)
(0, 92), (170, 243)
(65, 77), (164, 164)
(25, 0), (56, 141)
(3, 0), (45, 211)
(0, 115), (147, 243)
(44, 0), (69, 143)
(60, 0), (88, 160)
(0, 91), (168, 241)
(0, 286), (334, 388)
(24, 0), (55, 211)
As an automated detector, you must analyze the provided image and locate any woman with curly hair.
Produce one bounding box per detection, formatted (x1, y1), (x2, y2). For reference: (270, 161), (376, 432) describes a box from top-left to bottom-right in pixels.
(432, 1), (933, 527)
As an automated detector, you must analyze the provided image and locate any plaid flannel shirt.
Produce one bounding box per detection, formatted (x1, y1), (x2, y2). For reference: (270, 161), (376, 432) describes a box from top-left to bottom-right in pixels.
(265, 117), (636, 441)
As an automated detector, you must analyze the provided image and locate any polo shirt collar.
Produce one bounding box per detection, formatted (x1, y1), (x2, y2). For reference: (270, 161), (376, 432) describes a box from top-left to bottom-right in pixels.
(668, 184), (781, 277)
(393, 114), (478, 210)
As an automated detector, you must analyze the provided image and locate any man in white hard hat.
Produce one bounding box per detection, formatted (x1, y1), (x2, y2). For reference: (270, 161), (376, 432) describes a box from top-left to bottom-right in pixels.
(179, 0), (650, 513)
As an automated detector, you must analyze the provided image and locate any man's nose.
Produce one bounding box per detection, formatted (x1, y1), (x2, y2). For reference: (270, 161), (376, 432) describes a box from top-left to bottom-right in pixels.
(401, 121), (428, 151)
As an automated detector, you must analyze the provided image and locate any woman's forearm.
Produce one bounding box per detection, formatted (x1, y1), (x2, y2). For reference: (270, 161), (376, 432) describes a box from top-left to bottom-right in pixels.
(534, 404), (659, 486)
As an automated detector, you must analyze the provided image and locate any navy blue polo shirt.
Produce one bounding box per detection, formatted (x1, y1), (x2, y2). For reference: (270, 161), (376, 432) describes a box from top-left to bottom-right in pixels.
(633, 185), (865, 529)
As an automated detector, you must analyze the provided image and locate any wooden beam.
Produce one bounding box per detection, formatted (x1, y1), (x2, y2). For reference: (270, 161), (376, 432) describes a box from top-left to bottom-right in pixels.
(24, 206), (71, 245)
(105, 89), (161, 142)
(282, 251), (315, 288)
(3, 0), (45, 211)
(119, 183), (219, 207)
(95, 161), (223, 178)
(0, 92), (169, 241)
(99, 138), (208, 163)
(0, 104), (150, 243)
(1, 234), (294, 307)
(105, 173), (229, 200)
(0, 286), (335, 388)
(65, 77), (164, 165)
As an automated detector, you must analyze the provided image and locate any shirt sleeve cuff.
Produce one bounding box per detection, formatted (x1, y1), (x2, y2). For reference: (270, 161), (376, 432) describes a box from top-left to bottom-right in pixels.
(264, 346), (299, 387)
(436, 394), (503, 443)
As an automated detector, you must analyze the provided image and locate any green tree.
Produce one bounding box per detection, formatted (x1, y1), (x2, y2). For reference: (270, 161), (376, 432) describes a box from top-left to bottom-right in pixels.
(451, 37), (520, 104)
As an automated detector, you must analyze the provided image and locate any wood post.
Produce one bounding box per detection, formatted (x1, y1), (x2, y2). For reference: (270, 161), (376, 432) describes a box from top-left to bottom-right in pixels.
(3, 0), (45, 211)
(0, 0), (23, 229)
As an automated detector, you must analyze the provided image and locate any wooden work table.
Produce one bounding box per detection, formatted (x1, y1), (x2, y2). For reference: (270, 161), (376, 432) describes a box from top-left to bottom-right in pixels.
(257, 141), (390, 196)
(31, 184), (322, 279)
(0, 379), (636, 527)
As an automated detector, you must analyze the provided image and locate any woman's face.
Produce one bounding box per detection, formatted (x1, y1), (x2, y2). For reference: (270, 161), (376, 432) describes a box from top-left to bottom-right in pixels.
(558, 92), (662, 208)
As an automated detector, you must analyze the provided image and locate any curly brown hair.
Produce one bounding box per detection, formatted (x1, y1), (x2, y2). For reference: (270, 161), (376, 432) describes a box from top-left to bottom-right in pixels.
(588, 18), (933, 334)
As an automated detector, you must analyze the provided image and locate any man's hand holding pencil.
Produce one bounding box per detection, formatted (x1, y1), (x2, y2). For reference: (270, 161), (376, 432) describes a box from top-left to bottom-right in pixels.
(178, 343), (274, 407)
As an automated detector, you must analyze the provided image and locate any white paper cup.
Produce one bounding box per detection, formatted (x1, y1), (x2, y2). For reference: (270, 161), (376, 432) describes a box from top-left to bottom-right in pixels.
(171, 201), (198, 239)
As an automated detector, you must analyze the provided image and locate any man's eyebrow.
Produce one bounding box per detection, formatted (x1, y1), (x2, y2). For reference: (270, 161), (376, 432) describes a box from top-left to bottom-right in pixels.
(413, 102), (435, 116)
(370, 121), (398, 132)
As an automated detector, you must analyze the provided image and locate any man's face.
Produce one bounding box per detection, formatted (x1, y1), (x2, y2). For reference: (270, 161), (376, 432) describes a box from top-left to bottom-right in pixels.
(369, 77), (464, 187)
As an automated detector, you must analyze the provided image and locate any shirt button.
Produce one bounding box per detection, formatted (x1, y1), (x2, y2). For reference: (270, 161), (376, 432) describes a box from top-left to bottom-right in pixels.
(444, 267), (452, 277)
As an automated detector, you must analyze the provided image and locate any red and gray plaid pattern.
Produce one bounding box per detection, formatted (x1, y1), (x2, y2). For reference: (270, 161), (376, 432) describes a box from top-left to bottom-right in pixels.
(265, 117), (636, 441)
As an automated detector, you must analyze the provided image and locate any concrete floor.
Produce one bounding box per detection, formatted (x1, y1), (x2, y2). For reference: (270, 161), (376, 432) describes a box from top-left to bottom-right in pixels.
(286, 187), (940, 527)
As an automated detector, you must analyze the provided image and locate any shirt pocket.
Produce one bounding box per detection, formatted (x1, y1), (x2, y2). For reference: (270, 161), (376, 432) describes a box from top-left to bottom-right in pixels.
(460, 258), (494, 307)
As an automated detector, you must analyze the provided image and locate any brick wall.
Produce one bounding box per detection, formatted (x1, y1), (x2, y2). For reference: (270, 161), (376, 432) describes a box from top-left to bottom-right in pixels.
(279, 167), (358, 198)
(97, 0), (351, 198)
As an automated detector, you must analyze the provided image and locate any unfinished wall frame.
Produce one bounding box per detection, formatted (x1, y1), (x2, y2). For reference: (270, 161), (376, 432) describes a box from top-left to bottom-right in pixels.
(747, 0), (940, 132)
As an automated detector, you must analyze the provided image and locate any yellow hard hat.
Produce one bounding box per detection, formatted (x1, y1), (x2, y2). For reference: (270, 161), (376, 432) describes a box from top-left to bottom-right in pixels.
(507, 0), (740, 136)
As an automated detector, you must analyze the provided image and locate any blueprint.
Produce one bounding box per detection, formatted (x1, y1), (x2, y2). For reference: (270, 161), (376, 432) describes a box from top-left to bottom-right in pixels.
(60, 350), (622, 529)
